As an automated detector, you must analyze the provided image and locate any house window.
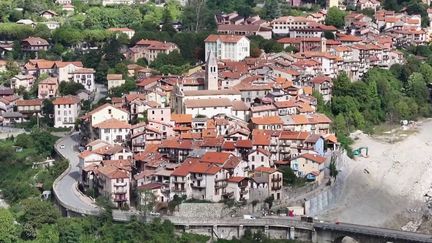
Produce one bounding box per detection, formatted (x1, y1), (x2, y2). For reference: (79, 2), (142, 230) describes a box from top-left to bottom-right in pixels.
(251, 156), (255, 161)
(261, 156), (264, 162)
(108, 109), (112, 114)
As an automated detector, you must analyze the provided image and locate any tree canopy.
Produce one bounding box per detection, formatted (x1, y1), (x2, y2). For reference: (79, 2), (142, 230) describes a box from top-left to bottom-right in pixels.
(325, 7), (347, 28)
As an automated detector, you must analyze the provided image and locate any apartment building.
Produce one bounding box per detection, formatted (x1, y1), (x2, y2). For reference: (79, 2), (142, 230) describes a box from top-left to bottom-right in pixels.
(72, 68), (95, 92)
(127, 39), (179, 63)
(53, 96), (81, 128)
(271, 16), (314, 35)
(97, 166), (131, 208)
(204, 35), (250, 61)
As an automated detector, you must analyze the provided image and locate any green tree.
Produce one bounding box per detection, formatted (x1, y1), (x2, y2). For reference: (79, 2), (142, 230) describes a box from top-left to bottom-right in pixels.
(52, 27), (84, 47)
(264, 0), (281, 19)
(58, 218), (83, 243)
(279, 166), (298, 185)
(0, 208), (16, 243)
(419, 63), (432, 84)
(59, 81), (85, 96)
(329, 155), (338, 179)
(407, 72), (429, 105)
(19, 198), (60, 228)
(41, 99), (54, 127)
(264, 195), (274, 209)
(325, 7), (346, 28)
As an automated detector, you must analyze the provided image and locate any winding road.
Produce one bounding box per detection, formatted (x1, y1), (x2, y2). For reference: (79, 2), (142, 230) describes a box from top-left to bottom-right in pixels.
(53, 132), (101, 215)
(53, 84), (106, 215)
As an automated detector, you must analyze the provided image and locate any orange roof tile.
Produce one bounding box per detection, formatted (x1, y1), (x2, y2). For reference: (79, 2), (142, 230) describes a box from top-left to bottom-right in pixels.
(226, 176), (247, 183)
(200, 152), (231, 164)
(52, 96), (80, 105)
(205, 34), (246, 43)
(16, 99), (42, 106)
(254, 166), (277, 173)
(171, 114), (192, 123)
(251, 116), (283, 125)
(94, 118), (131, 129)
(300, 153), (326, 164)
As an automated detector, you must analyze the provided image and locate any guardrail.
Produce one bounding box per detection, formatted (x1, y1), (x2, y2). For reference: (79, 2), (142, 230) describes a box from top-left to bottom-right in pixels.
(52, 134), (100, 216)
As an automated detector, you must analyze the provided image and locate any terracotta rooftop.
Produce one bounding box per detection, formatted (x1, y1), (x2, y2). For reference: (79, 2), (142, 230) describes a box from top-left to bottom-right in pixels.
(251, 116), (283, 125)
(16, 99), (42, 106)
(205, 34), (247, 43)
(93, 118), (131, 129)
(200, 151), (231, 164)
(52, 96), (80, 105)
(254, 166), (277, 174)
(300, 153), (326, 164)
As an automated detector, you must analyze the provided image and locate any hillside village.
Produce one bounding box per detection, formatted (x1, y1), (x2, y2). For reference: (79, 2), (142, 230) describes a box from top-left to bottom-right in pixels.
(0, 0), (431, 214)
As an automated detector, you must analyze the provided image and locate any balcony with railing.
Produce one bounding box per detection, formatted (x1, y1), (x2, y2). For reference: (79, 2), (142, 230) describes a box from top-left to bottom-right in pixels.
(114, 180), (127, 187)
(114, 187), (128, 194)
(215, 181), (227, 189)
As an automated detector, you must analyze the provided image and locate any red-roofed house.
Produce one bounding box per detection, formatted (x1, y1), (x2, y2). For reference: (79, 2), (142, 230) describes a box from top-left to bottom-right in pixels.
(126, 39), (179, 63)
(16, 99), (42, 115)
(93, 118), (131, 145)
(97, 166), (131, 208)
(290, 153), (327, 183)
(247, 148), (272, 170)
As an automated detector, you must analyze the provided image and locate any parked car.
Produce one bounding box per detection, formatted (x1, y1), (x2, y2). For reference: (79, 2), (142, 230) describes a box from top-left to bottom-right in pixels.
(150, 212), (160, 217)
(243, 215), (256, 220)
(60, 144), (65, 149)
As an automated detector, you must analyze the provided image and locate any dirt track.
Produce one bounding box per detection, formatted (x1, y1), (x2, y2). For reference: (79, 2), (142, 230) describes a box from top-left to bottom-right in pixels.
(319, 119), (432, 229)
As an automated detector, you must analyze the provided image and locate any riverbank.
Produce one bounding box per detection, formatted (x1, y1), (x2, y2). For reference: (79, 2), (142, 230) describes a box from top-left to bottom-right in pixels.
(318, 119), (432, 230)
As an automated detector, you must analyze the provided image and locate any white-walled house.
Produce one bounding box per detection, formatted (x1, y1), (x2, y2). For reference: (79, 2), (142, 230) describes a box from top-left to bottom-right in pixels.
(97, 166), (130, 208)
(247, 148), (272, 170)
(72, 68), (95, 92)
(53, 96), (81, 128)
(84, 103), (129, 127)
(204, 34), (250, 61)
(94, 118), (131, 145)
(107, 74), (125, 90)
(11, 74), (35, 91)
(54, 61), (83, 82)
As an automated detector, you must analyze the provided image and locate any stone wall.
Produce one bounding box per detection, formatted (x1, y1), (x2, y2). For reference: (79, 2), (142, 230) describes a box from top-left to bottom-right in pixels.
(174, 203), (229, 218)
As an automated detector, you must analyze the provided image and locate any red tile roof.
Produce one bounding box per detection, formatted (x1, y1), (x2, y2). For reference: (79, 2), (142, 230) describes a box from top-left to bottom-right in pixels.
(52, 96), (80, 105)
(93, 118), (131, 129)
(200, 152), (231, 164)
(16, 99), (42, 106)
(300, 153), (326, 164)
(205, 34), (246, 43)
(254, 166), (277, 174)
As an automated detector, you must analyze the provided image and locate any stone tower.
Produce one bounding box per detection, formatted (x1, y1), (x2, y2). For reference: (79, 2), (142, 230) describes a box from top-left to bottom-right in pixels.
(205, 50), (218, 90)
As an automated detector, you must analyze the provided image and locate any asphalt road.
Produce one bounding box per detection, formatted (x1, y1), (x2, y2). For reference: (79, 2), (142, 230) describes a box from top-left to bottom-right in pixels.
(53, 132), (100, 215)
(93, 83), (107, 105)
